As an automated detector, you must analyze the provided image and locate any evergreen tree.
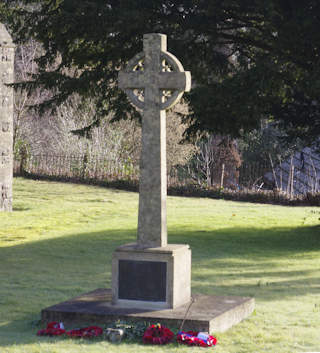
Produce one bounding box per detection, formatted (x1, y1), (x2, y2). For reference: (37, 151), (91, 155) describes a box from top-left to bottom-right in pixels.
(1, 1), (320, 146)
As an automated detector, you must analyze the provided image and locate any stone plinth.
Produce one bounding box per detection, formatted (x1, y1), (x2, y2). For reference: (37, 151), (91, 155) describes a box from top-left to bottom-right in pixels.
(112, 243), (191, 310)
(41, 288), (255, 333)
(0, 23), (14, 212)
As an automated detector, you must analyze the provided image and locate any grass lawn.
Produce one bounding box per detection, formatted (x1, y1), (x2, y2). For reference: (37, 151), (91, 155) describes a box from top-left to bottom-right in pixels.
(0, 177), (319, 353)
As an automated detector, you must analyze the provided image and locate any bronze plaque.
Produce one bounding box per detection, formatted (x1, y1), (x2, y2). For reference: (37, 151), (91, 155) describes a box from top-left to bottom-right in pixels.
(118, 260), (167, 302)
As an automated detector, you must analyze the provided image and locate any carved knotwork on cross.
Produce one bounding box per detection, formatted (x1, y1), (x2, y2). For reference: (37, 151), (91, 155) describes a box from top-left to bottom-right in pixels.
(118, 33), (191, 248)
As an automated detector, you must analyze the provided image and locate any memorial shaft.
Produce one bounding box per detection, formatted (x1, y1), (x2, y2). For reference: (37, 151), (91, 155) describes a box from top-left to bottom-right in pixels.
(118, 33), (190, 248)
(138, 34), (167, 248)
(0, 24), (14, 212)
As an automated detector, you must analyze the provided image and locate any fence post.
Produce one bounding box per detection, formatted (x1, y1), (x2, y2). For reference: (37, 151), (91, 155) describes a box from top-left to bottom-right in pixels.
(290, 164), (294, 198)
(269, 153), (279, 190)
(220, 163), (225, 188)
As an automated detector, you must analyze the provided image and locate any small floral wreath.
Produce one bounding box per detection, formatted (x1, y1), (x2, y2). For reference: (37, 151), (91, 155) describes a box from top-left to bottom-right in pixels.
(142, 323), (174, 345)
(177, 331), (217, 347)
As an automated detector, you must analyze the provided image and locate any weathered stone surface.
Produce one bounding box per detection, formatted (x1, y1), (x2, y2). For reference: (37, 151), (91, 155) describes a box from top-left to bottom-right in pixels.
(112, 244), (191, 309)
(41, 288), (255, 333)
(0, 23), (14, 212)
(118, 33), (191, 248)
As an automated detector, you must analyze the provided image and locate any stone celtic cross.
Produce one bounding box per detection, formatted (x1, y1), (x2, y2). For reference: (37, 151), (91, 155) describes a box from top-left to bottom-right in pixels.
(118, 33), (191, 248)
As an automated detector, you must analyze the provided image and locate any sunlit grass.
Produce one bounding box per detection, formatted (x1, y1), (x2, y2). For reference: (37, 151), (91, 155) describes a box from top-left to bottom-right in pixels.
(0, 177), (319, 353)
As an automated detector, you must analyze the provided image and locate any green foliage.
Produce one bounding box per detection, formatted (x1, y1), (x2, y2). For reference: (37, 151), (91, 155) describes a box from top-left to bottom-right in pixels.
(238, 122), (300, 165)
(107, 320), (150, 341)
(1, 1), (320, 146)
(13, 137), (30, 160)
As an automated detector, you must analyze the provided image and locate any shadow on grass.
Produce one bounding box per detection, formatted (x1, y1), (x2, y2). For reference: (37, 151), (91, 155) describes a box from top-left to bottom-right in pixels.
(0, 224), (319, 346)
(12, 206), (31, 211)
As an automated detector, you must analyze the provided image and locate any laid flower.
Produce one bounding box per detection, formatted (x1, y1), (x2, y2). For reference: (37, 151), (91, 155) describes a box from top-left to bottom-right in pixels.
(142, 323), (174, 345)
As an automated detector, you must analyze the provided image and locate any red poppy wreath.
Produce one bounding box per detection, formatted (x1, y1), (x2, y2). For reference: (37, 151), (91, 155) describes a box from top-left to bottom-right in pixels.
(37, 322), (66, 336)
(142, 323), (174, 345)
(37, 322), (103, 339)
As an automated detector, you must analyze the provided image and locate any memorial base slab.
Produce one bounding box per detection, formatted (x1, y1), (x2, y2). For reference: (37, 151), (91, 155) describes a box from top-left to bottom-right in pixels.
(41, 288), (255, 333)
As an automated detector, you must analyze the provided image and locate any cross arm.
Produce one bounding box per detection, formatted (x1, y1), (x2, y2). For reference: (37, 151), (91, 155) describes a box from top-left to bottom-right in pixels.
(118, 71), (146, 90)
(158, 71), (191, 92)
(118, 70), (191, 94)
